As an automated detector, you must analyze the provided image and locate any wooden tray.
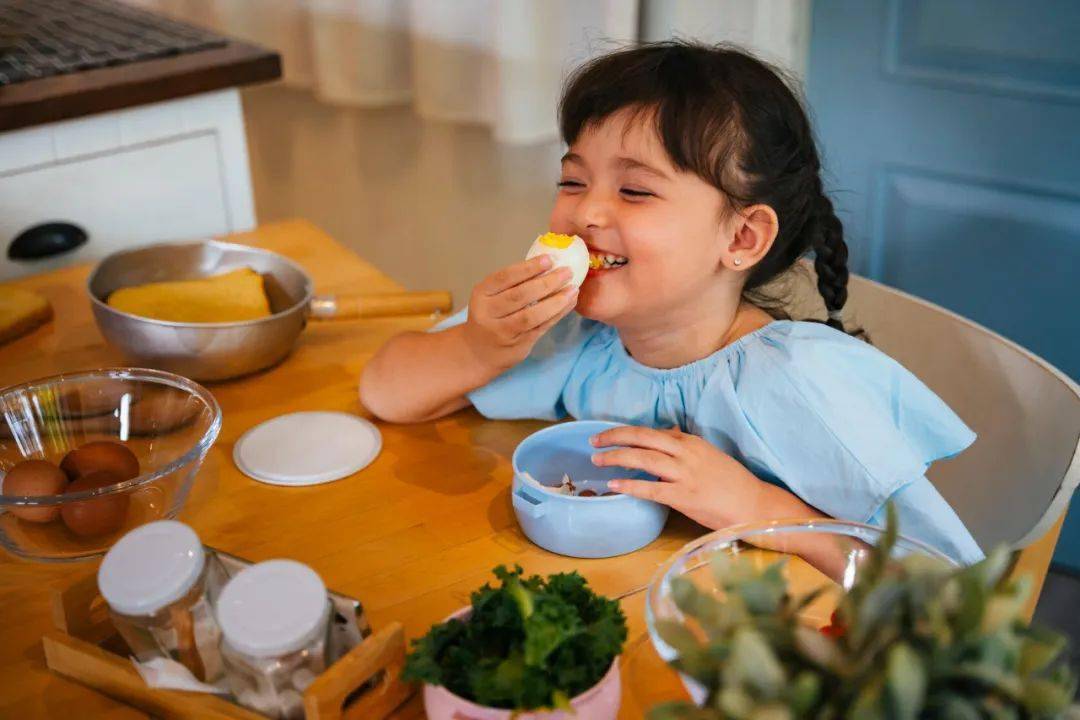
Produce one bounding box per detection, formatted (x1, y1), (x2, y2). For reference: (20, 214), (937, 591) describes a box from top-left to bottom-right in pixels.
(42, 568), (415, 719)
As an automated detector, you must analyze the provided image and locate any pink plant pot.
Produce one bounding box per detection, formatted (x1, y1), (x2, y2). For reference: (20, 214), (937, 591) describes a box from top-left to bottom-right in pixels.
(421, 607), (623, 720)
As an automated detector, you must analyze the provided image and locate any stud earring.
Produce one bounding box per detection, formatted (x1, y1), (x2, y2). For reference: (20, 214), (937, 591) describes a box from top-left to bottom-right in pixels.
(733, 258), (743, 266)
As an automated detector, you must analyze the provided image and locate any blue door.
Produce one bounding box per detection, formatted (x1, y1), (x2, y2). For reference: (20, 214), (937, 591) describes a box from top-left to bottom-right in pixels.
(806, 0), (1080, 569)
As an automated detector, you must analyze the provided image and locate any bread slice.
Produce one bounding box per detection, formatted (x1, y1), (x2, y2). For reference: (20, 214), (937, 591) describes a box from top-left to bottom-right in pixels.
(107, 267), (272, 323)
(0, 286), (53, 345)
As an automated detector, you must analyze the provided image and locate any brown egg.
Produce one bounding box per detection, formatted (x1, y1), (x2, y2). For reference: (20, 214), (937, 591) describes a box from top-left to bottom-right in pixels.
(60, 441), (140, 483)
(1, 460), (66, 522)
(578, 490), (598, 497)
(60, 471), (130, 537)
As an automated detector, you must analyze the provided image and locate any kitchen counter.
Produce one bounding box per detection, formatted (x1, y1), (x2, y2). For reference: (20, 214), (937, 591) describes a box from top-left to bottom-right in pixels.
(0, 38), (279, 132)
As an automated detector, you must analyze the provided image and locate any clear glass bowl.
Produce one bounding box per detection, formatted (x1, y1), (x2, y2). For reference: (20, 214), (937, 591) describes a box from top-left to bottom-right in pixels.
(0, 368), (221, 561)
(645, 519), (957, 704)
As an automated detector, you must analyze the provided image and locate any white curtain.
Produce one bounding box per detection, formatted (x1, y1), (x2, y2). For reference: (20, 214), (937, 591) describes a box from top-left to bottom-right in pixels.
(125, 0), (808, 144)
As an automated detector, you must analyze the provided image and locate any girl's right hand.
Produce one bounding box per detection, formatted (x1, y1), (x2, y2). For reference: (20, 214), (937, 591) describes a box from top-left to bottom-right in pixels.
(463, 255), (579, 372)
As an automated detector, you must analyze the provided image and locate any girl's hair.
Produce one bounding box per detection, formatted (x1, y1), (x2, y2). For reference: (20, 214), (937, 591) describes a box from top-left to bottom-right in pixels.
(559, 41), (853, 334)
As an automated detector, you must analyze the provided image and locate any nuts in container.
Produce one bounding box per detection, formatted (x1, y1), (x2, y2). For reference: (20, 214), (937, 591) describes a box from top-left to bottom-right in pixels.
(216, 559), (332, 720)
(97, 520), (225, 682)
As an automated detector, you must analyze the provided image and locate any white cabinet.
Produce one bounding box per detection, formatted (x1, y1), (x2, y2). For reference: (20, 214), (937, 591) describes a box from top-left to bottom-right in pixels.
(0, 89), (256, 281)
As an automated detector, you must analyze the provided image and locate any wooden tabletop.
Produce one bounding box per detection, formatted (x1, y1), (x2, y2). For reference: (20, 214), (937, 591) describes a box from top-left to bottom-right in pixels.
(0, 219), (697, 719)
(0, 40), (281, 133)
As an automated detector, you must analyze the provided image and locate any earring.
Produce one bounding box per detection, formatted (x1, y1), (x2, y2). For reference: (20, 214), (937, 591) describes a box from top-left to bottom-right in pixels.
(733, 258), (743, 266)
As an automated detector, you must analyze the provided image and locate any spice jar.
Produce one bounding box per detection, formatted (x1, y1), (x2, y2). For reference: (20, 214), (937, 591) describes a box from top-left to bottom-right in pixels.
(97, 520), (223, 682)
(216, 559), (331, 720)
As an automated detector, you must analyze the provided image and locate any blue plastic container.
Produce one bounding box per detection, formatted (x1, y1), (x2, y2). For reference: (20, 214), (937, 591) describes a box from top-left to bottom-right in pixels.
(511, 420), (670, 558)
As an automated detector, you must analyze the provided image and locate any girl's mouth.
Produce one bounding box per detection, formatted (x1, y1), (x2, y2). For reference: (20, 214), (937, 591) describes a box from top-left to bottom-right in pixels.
(587, 252), (629, 272)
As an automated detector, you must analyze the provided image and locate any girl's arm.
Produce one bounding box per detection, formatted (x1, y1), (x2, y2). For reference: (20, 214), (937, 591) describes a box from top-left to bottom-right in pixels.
(592, 426), (862, 584)
(360, 256), (579, 423)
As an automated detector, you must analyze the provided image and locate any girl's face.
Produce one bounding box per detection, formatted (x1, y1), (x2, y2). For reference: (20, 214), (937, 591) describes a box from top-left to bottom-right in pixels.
(549, 109), (733, 328)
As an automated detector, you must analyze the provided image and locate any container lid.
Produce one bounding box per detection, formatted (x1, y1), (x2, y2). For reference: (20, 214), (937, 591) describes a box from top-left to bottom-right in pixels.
(233, 411), (381, 486)
(98, 520), (205, 616)
(216, 559), (328, 658)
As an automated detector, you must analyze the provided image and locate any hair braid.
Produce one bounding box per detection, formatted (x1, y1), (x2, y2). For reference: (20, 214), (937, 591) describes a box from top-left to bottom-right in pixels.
(810, 176), (850, 332)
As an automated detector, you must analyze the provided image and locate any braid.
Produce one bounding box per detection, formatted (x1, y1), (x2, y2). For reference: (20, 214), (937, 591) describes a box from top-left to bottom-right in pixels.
(810, 177), (850, 333)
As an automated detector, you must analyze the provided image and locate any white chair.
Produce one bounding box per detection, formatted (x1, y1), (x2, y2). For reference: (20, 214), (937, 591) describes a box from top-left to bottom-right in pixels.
(782, 265), (1080, 603)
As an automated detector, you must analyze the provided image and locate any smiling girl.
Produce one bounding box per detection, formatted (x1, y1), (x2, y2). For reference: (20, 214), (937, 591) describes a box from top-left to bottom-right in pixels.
(360, 42), (982, 564)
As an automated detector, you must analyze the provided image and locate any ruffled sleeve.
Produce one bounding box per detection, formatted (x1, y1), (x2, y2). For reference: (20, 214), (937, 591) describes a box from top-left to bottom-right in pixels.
(706, 322), (978, 558)
(429, 308), (600, 421)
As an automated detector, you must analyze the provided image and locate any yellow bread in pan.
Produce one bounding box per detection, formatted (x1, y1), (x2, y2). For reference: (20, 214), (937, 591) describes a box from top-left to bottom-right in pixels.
(0, 286), (53, 346)
(107, 268), (272, 323)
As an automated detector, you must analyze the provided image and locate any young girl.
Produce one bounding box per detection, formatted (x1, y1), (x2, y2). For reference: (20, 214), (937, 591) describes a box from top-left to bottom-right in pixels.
(360, 42), (983, 565)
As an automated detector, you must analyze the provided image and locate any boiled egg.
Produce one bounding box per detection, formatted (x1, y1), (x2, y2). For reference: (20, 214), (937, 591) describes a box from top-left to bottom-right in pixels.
(60, 441), (140, 483)
(61, 470), (130, 537)
(525, 232), (590, 289)
(1, 460), (67, 522)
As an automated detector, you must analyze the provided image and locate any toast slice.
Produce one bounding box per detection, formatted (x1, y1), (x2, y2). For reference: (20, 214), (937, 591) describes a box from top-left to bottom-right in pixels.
(0, 286), (53, 345)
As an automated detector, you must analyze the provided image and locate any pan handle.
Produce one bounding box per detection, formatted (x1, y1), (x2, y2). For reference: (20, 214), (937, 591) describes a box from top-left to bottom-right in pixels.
(308, 291), (453, 320)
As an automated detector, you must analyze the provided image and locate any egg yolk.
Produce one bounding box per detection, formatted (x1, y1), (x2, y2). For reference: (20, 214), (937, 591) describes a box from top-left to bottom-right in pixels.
(537, 232), (576, 250)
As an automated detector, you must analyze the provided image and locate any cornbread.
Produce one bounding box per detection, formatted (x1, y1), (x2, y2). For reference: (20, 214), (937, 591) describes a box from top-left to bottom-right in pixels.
(107, 268), (272, 323)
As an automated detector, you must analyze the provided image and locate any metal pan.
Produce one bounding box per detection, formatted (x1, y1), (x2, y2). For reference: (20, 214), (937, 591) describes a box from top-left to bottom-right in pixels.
(87, 240), (452, 382)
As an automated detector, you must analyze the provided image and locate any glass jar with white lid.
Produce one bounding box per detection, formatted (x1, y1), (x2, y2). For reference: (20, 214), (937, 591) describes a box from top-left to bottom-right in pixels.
(97, 520), (224, 682)
(216, 559), (331, 720)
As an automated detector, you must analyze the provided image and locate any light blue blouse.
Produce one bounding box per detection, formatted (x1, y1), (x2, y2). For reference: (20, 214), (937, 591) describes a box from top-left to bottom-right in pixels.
(434, 310), (984, 565)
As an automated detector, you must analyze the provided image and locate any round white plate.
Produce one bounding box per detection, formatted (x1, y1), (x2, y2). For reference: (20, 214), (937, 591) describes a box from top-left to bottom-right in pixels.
(233, 411), (382, 486)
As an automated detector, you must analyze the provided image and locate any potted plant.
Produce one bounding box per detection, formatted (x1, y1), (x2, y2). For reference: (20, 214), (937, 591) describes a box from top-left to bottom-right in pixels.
(648, 508), (1078, 720)
(404, 565), (628, 719)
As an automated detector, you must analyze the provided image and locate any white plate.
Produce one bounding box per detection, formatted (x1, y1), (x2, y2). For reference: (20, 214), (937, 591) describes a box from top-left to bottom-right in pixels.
(233, 412), (382, 486)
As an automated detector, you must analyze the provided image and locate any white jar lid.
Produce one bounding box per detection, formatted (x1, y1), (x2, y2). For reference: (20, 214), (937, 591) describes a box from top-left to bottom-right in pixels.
(216, 559), (329, 658)
(233, 412), (382, 486)
(98, 520), (205, 617)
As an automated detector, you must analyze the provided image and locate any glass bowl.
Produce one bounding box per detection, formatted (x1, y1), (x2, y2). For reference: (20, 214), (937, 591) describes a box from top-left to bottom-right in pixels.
(0, 368), (221, 561)
(645, 519), (956, 704)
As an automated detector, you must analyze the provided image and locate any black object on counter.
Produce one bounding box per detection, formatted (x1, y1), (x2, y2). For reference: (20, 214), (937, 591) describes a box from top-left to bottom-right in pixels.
(8, 222), (88, 260)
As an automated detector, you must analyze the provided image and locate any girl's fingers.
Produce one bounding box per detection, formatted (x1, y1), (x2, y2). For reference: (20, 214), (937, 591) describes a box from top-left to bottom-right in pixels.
(502, 285), (578, 337)
(490, 267), (573, 318)
(480, 255), (553, 295)
(592, 447), (680, 480)
(590, 425), (682, 456)
(517, 292), (578, 341)
(608, 478), (672, 504)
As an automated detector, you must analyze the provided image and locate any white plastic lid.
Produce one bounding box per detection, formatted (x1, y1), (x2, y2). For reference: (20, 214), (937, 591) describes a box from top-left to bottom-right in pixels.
(98, 520), (205, 617)
(233, 412), (382, 486)
(216, 559), (329, 658)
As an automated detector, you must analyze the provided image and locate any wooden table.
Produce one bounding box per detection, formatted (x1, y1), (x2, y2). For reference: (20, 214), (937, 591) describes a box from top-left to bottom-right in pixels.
(0, 219), (702, 719)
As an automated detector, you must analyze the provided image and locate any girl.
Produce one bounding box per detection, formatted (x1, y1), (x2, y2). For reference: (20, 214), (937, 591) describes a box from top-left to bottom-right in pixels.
(360, 42), (983, 565)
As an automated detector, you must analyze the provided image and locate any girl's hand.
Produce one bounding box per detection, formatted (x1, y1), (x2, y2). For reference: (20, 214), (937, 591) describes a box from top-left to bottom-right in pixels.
(463, 255), (579, 373)
(590, 425), (774, 530)
(594, 425), (850, 582)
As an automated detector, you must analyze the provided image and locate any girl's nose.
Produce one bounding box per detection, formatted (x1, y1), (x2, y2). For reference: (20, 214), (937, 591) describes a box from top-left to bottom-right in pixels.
(573, 188), (614, 230)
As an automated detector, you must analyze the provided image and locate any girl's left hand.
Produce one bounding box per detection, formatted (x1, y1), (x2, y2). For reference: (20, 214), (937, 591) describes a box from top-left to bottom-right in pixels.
(590, 425), (770, 530)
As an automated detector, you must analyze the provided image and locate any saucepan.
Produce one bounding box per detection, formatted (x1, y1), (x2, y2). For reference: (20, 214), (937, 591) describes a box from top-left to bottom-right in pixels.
(87, 240), (452, 382)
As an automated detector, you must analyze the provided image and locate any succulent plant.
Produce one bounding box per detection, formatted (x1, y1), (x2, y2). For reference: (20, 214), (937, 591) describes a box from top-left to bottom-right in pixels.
(650, 506), (1078, 720)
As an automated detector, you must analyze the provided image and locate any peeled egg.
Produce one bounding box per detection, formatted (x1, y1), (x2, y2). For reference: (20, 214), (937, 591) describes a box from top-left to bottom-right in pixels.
(60, 441), (140, 483)
(1, 460), (67, 522)
(525, 232), (589, 289)
(61, 470), (130, 537)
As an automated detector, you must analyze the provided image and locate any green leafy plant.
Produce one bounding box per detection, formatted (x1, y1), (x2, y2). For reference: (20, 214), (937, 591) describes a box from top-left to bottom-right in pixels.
(651, 506), (1078, 720)
(403, 565), (627, 710)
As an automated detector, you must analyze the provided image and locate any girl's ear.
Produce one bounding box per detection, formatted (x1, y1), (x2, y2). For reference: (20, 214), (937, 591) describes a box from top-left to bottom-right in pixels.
(721, 204), (779, 271)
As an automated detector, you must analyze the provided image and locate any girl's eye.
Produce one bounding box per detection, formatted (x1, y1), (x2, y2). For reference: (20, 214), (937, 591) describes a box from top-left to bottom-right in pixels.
(620, 188), (654, 198)
(557, 180), (585, 190)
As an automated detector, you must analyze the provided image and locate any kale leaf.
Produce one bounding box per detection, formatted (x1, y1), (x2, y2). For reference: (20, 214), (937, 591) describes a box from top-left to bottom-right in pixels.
(403, 565), (628, 710)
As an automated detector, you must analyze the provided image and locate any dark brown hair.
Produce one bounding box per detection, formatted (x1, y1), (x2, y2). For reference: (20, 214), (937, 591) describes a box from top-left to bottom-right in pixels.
(559, 41), (852, 333)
